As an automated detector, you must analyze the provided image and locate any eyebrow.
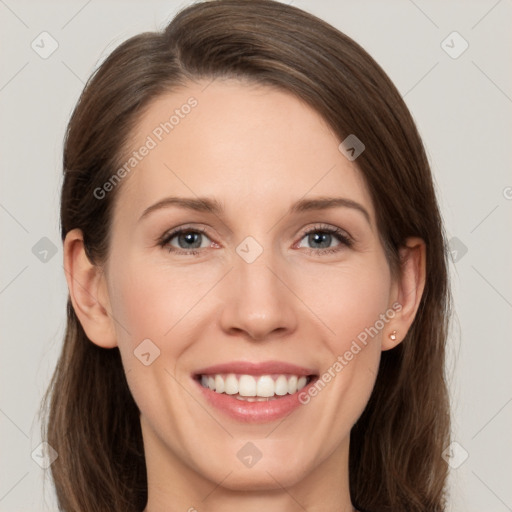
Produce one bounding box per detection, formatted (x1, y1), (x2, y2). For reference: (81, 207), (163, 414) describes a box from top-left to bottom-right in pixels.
(138, 195), (371, 225)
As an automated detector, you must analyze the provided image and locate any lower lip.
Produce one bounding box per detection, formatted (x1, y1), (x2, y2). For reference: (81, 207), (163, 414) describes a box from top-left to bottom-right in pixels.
(194, 377), (317, 423)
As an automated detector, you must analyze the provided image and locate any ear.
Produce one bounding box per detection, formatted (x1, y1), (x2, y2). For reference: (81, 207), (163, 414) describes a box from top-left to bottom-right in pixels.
(63, 228), (117, 348)
(382, 236), (426, 351)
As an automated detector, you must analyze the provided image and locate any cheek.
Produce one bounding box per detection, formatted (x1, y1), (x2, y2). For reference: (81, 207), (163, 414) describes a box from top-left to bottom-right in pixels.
(302, 256), (392, 348)
(105, 256), (202, 428)
(106, 255), (209, 348)
(299, 257), (391, 414)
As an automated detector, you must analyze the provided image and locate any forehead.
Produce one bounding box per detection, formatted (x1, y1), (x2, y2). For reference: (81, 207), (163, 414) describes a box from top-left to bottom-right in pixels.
(113, 79), (375, 227)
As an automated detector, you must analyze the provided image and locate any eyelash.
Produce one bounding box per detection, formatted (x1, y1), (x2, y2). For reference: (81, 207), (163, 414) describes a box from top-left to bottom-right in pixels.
(157, 223), (353, 257)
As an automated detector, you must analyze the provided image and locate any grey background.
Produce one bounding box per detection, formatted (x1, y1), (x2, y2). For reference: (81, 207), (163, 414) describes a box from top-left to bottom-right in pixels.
(1, 0), (511, 510)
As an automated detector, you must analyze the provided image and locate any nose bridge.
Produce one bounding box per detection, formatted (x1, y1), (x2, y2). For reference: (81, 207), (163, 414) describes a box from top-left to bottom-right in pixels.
(235, 233), (284, 307)
(237, 244), (279, 296)
(219, 232), (296, 340)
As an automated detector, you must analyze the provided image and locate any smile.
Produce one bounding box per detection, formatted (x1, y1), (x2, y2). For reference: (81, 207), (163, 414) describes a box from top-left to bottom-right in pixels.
(193, 361), (319, 422)
(199, 373), (312, 401)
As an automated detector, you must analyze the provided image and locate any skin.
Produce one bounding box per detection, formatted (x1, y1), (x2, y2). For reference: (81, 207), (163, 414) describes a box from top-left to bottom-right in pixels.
(64, 79), (426, 512)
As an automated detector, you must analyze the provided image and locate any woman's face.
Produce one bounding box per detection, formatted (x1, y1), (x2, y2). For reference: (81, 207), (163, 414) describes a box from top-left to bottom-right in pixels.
(102, 79), (399, 495)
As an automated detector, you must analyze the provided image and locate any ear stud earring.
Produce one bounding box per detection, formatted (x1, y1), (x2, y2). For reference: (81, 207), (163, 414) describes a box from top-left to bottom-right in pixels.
(389, 330), (397, 341)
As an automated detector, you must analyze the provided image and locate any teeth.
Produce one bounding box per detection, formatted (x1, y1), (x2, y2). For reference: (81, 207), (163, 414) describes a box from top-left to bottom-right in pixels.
(199, 373), (310, 397)
(235, 395), (274, 402)
(297, 376), (307, 390)
(239, 375), (257, 396)
(225, 374), (238, 395)
(287, 375), (298, 394)
(214, 375), (225, 394)
(256, 375), (275, 397)
(275, 375), (288, 395)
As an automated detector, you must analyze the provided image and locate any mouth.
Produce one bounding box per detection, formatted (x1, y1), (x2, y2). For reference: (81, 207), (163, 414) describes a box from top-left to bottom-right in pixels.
(196, 373), (313, 401)
(192, 361), (319, 422)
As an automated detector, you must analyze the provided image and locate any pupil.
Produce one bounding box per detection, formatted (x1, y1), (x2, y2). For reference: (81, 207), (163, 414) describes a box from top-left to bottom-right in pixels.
(176, 232), (332, 250)
(310, 232), (330, 249)
(179, 232), (200, 249)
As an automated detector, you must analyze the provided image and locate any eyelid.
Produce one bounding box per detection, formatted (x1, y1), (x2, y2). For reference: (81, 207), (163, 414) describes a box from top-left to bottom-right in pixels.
(157, 224), (214, 247)
(158, 222), (354, 255)
(294, 223), (354, 254)
(298, 223), (353, 242)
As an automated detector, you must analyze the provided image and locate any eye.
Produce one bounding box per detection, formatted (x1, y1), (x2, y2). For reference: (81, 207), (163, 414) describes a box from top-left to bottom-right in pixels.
(158, 223), (353, 257)
(158, 226), (214, 255)
(296, 224), (353, 255)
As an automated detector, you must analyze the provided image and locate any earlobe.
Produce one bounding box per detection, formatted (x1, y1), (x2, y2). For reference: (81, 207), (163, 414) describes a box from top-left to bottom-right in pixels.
(382, 237), (426, 351)
(63, 228), (117, 349)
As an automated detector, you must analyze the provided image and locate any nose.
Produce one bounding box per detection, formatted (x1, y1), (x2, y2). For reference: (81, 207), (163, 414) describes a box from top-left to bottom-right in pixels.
(219, 248), (298, 342)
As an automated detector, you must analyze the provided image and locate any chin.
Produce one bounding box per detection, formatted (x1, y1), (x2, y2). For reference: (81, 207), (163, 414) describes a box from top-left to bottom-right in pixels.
(208, 463), (308, 492)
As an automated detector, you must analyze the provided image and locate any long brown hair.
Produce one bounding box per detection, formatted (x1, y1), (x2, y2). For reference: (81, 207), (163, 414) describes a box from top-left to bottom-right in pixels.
(41, 1), (452, 510)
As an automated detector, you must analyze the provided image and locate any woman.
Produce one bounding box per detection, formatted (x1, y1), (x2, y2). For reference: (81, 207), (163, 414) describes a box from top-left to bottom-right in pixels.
(41, 1), (452, 511)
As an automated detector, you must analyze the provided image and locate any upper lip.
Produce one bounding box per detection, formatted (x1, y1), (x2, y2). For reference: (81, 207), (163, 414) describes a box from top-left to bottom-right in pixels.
(194, 360), (317, 377)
